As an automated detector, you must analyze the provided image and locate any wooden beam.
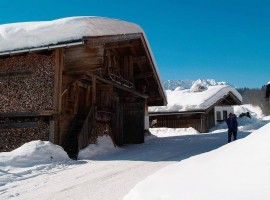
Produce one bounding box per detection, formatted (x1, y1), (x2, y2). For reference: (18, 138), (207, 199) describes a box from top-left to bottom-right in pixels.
(63, 66), (103, 75)
(86, 85), (91, 108)
(74, 82), (79, 114)
(56, 49), (64, 112)
(0, 110), (58, 117)
(128, 55), (133, 81)
(52, 48), (63, 144)
(0, 122), (38, 129)
(134, 72), (153, 79)
(83, 33), (142, 46)
(0, 70), (33, 79)
(104, 40), (141, 49)
(87, 73), (148, 99)
(92, 75), (96, 104)
(124, 56), (129, 79)
(132, 56), (147, 64)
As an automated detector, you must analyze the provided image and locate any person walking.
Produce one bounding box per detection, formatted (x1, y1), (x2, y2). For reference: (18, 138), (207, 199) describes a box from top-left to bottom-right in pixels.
(226, 113), (238, 143)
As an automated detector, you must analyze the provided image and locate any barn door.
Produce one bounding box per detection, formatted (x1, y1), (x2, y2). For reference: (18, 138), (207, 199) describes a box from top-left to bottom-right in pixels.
(123, 101), (145, 144)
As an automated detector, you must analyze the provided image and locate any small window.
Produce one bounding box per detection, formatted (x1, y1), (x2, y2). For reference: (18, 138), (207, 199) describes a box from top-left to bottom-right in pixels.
(216, 111), (222, 120)
(223, 110), (228, 120)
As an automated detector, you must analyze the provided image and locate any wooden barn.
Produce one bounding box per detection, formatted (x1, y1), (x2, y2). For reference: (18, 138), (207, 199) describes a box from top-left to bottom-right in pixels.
(0, 17), (167, 158)
(149, 85), (242, 133)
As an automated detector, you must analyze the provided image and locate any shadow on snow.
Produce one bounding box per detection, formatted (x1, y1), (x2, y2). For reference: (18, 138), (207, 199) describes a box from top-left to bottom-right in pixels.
(88, 131), (252, 162)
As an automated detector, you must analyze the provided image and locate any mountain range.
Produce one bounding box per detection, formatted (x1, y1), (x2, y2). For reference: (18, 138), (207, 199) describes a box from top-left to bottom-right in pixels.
(163, 79), (229, 90)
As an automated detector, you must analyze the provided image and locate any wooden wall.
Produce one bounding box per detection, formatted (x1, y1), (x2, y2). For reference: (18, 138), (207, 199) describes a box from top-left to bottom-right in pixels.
(151, 114), (203, 132)
(60, 43), (147, 149)
(150, 109), (217, 133)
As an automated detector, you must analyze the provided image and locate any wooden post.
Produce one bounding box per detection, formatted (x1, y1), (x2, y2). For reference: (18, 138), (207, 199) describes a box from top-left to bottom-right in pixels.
(128, 55), (133, 82)
(86, 85), (91, 108)
(92, 76), (96, 104)
(124, 56), (129, 79)
(74, 82), (79, 114)
(51, 48), (63, 144)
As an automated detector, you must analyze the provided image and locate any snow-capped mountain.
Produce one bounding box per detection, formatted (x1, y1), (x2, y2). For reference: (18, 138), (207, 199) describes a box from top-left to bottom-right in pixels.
(163, 79), (229, 90)
(163, 80), (193, 91)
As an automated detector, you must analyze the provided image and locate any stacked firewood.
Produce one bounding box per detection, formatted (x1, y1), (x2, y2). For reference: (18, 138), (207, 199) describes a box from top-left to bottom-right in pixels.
(0, 52), (54, 113)
(0, 119), (49, 152)
(96, 122), (112, 137)
(95, 122), (115, 146)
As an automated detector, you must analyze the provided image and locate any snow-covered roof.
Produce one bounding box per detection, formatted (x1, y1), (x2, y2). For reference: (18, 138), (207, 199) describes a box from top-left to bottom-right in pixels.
(149, 85), (242, 113)
(0, 16), (143, 53)
(0, 16), (167, 104)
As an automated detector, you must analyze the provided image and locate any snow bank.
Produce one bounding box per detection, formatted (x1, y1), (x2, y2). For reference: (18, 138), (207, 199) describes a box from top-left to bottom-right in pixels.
(0, 16), (142, 53)
(78, 135), (118, 159)
(124, 122), (270, 200)
(234, 104), (264, 118)
(211, 104), (269, 133)
(149, 127), (199, 137)
(149, 85), (242, 112)
(0, 140), (69, 169)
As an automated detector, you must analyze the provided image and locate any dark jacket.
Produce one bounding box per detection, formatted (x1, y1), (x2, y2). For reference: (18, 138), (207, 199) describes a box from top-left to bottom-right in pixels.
(226, 117), (238, 130)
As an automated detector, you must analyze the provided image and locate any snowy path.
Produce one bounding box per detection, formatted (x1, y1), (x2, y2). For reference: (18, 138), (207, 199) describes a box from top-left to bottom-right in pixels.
(0, 131), (251, 200)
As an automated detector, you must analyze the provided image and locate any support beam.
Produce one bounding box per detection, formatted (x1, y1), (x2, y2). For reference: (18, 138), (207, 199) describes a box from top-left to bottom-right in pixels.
(52, 48), (63, 144)
(92, 75), (97, 104)
(87, 73), (148, 99)
(83, 33), (142, 46)
(104, 40), (141, 49)
(134, 72), (153, 79)
(132, 56), (147, 64)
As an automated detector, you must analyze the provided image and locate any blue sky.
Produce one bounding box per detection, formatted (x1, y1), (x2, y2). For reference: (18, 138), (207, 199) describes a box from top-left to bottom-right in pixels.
(1, 0), (269, 88)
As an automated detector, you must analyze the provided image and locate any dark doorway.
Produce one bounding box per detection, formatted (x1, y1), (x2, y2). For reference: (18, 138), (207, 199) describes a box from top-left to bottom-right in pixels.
(123, 101), (145, 144)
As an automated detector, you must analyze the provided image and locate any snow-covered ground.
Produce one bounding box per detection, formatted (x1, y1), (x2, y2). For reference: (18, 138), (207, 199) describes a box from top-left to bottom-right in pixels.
(124, 107), (270, 200)
(0, 105), (269, 200)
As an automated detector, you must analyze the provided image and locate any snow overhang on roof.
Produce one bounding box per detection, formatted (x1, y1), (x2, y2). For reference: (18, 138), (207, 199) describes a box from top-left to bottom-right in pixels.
(0, 16), (144, 53)
(0, 16), (167, 105)
(149, 85), (242, 113)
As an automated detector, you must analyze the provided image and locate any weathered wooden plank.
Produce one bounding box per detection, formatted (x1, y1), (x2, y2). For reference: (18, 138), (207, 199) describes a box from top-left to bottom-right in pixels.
(64, 57), (103, 67)
(83, 33), (143, 46)
(92, 75), (96, 104)
(52, 48), (63, 144)
(134, 72), (153, 79)
(0, 70), (33, 79)
(128, 55), (133, 81)
(0, 122), (37, 129)
(87, 73), (148, 99)
(64, 46), (103, 56)
(63, 66), (103, 75)
(132, 56), (147, 63)
(0, 110), (58, 117)
(74, 82), (79, 114)
(104, 40), (141, 49)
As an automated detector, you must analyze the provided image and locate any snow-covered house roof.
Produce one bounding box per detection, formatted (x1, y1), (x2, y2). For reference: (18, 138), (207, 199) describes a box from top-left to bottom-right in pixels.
(149, 85), (242, 113)
(0, 16), (167, 105)
(0, 17), (143, 53)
